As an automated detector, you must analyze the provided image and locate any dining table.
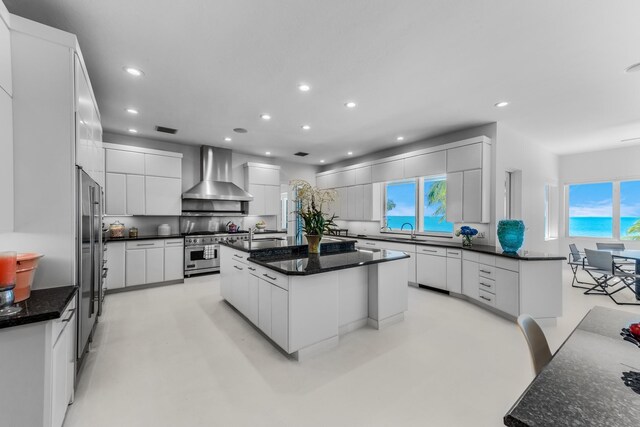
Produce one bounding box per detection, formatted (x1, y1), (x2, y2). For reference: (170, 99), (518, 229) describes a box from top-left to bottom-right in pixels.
(504, 306), (640, 426)
(610, 250), (640, 300)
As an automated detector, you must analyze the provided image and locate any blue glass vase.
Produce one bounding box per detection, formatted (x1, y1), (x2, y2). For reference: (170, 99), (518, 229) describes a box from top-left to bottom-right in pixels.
(497, 220), (525, 253)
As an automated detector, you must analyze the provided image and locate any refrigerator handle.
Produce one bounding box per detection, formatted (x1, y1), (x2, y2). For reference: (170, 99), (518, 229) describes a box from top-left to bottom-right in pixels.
(89, 185), (95, 317)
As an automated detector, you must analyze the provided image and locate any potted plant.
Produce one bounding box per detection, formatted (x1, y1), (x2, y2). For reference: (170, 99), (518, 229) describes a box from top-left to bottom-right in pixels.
(455, 225), (478, 246)
(290, 180), (337, 253)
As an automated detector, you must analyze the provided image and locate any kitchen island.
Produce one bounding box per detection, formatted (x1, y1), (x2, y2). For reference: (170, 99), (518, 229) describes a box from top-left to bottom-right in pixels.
(219, 237), (409, 360)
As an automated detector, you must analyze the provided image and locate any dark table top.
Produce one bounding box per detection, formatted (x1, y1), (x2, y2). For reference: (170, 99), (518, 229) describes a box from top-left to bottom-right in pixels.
(610, 250), (640, 261)
(249, 248), (409, 276)
(347, 234), (566, 261)
(0, 285), (77, 329)
(504, 306), (640, 427)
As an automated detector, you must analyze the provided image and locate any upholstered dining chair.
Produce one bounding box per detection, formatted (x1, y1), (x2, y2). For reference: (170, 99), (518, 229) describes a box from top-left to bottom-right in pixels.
(583, 249), (639, 305)
(517, 314), (552, 376)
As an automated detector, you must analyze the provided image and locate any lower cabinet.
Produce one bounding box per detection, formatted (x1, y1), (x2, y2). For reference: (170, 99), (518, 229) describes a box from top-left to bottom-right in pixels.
(462, 253), (520, 317)
(105, 241), (126, 290)
(270, 284), (289, 350)
(120, 239), (184, 288)
(445, 250), (462, 293)
(258, 277), (272, 336)
(51, 299), (76, 427)
(247, 272), (259, 324)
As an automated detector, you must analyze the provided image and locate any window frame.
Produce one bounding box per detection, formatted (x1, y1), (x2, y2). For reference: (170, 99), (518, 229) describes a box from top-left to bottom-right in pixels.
(564, 180), (622, 240)
(381, 176), (454, 238)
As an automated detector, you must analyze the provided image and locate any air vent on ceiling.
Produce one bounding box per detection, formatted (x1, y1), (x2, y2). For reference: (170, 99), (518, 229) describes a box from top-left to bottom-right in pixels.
(156, 126), (178, 134)
(294, 152), (309, 157)
(233, 128), (248, 133)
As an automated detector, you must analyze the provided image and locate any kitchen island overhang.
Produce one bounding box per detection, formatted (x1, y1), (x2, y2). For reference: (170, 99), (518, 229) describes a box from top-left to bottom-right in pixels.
(219, 239), (409, 360)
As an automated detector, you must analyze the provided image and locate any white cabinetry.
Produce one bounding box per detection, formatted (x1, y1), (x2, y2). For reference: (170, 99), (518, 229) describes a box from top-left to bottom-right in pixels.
(372, 158), (404, 182)
(356, 238), (416, 284)
(445, 142), (491, 223)
(330, 183), (381, 221)
(354, 166), (371, 184)
(123, 239), (183, 288)
(0, 15), (11, 96)
(404, 151), (446, 178)
(244, 163), (281, 216)
(105, 241), (126, 290)
(51, 301), (76, 427)
(104, 144), (183, 216)
(445, 249), (462, 293)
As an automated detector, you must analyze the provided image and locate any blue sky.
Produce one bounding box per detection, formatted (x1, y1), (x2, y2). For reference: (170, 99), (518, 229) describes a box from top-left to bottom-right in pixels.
(386, 179), (446, 217)
(569, 181), (640, 217)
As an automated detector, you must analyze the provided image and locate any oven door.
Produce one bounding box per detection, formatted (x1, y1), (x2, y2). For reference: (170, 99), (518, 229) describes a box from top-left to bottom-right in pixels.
(184, 245), (219, 275)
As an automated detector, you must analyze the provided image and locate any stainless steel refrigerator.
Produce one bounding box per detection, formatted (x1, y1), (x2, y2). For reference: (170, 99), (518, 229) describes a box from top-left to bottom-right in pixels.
(76, 167), (103, 365)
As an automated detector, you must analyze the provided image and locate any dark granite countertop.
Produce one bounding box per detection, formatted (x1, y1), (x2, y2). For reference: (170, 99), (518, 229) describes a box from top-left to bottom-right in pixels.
(344, 234), (565, 261)
(221, 236), (357, 255)
(105, 234), (184, 242)
(249, 249), (410, 276)
(504, 306), (640, 426)
(0, 286), (77, 329)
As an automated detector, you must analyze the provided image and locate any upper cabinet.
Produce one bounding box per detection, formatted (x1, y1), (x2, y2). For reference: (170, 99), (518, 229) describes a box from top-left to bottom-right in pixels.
(244, 163), (281, 216)
(354, 166), (371, 185)
(404, 151), (446, 178)
(371, 158), (404, 183)
(104, 144), (183, 216)
(445, 142), (491, 223)
(446, 143), (483, 173)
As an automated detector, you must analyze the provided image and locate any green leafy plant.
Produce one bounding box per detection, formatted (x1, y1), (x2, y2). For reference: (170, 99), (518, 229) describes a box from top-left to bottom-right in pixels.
(386, 199), (396, 212)
(626, 219), (640, 240)
(426, 180), (446, 222)
(290, 180), (337, 236)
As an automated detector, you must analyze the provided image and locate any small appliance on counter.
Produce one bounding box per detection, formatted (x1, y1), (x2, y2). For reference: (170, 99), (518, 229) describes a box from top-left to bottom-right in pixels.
(158, 224), (171, 236)
(226, 221), (238, 233)
(129, 227), (139, 238)
(109, 221), (125, 238)
(0, 251), (22, 316)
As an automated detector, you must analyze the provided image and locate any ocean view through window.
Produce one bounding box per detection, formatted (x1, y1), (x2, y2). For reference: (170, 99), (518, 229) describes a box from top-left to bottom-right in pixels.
(568, 182), (613, 237)
(621, 180), (640, 240)
(384, 176), (453, 235)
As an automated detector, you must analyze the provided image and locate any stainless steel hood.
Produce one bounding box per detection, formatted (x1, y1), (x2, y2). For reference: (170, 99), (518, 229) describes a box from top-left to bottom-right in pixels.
(182, 146), (253, 216)
(182, 146), (253, 201)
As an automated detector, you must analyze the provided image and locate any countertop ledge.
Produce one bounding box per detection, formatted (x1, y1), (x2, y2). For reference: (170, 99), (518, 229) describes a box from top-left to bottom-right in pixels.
(0, 286), (77, 330)
(345, 234), (566, 261)
(249, 249), (410, 276)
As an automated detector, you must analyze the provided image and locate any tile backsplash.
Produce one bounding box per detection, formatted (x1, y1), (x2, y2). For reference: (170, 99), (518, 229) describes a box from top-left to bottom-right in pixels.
(104, 215), (281, 236)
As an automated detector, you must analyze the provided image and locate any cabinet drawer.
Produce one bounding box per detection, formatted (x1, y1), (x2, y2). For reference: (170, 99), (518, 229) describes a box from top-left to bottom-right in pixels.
(478, 264), (495, 279)
(496, 257), (519, 272)
(446, 249), (462, 258)
(477, 289), (496, 307)
(477, 277), (495, 294)
(463, 250), (479, 262)
(477, 253), (495, 266)
(126, 240), (164, 249)
(52, 298), (76, 344)
(417, 246), (447, 256)
(164, 238), (184, 247)
(358, 240), (383, 249)
(255, 264), (288, 290)
(230, 250), (249, 265)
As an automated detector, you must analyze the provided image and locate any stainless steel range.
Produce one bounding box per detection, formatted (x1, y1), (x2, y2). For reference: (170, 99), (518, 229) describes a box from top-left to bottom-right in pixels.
(184, 232), (249, 277)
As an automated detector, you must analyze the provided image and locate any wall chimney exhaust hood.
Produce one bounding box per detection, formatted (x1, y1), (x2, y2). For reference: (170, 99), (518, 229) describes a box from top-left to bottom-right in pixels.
(181, 146), (253, 216)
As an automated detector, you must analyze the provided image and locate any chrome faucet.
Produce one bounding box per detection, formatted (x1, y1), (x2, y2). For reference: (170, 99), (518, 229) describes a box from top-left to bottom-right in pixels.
(248, 227), (254, 245)
(400, 222), (416, 239)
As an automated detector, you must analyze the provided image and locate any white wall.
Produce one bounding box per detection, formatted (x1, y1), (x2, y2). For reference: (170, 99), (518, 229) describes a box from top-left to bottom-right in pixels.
(559, 144), (640, 252)
(495, 124), (560, 254)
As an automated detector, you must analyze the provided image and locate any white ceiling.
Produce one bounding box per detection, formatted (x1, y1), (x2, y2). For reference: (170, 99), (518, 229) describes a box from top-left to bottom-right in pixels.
(6, 0), (640, 164)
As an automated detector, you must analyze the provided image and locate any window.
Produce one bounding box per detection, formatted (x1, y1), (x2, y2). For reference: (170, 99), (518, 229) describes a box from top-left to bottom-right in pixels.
(568, 182), (613, 238)
(544, 184), (558, 240)
(423, 177), (453, 234)
(383, 176), (453, 236)
(384, 180), (416, 231)
(621, 180), (640, 240)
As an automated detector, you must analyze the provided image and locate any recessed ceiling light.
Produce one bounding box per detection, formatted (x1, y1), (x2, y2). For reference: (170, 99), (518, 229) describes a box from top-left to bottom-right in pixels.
(123, 66), (144, 77)
(260, 114), (271, 120)
(128, 128), (138, 134)
(347, 151), (353, 156)
(396, 136), (404, 142)
(320, 160), (325, 163)
(301, 124), (311, 130)
(126, 108), (139, 115)
(344, 101), (357, 109)
(494, 101), (509, 108)
(265, 151), (271, 156)
(224, 137), (232, 142)
(625, 62), (640, 73)
(298, 83), (311, 92)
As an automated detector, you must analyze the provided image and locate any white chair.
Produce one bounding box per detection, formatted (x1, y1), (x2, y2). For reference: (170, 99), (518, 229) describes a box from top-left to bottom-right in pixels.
(517, 314), (552, 376)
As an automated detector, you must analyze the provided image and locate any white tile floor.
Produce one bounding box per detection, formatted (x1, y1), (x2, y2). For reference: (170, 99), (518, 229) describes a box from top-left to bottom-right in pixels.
(64, 267), (640, 427)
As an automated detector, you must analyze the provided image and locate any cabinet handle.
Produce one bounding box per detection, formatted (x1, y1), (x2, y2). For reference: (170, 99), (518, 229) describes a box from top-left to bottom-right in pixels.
(233, 254), (243, 259)
(479, 295), (491, 302)
(422, 249), (438, 253)
(234, 265), (243, 271)
(365, 242), (375, 246)
(263, 273), (277, 281)
(479, 282), (491, 288)
(248, 267), (256, 271)
(479, 269), (491, 274)
(448, 251), (459, 255)
(62, 308), (76, 322)
(136, 243), (155, 247)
